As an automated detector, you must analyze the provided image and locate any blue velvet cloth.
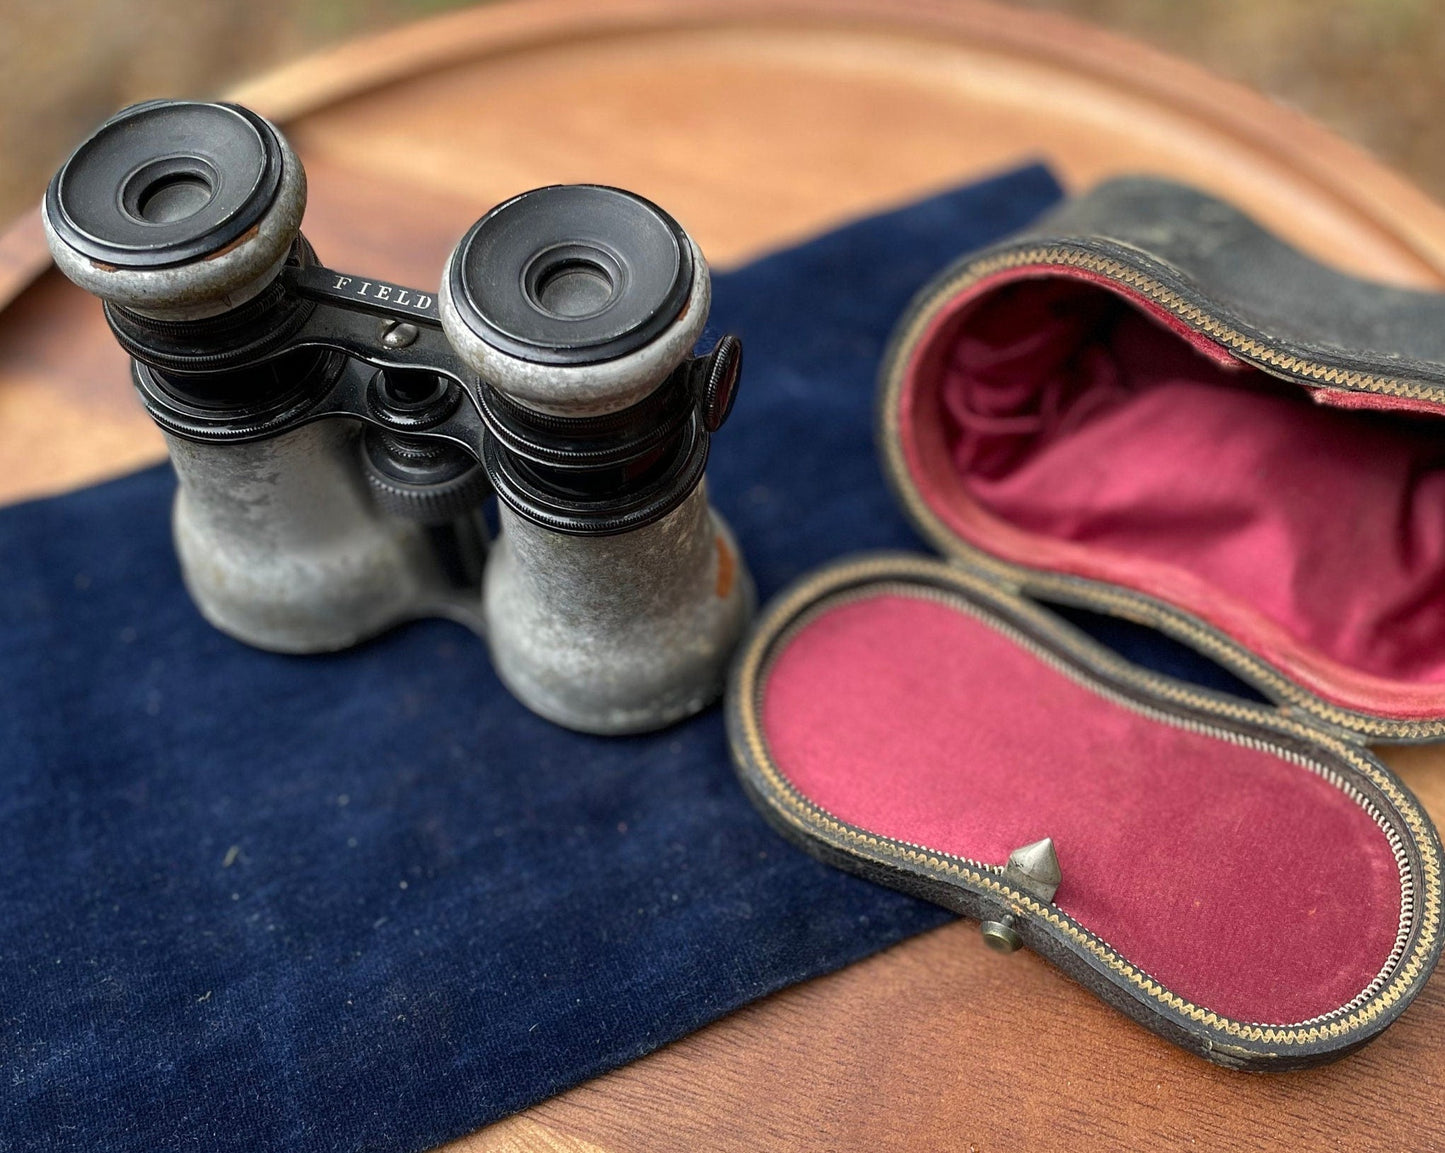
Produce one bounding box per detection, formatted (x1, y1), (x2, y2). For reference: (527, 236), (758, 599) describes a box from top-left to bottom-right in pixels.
(0, 165), (1252, 1153)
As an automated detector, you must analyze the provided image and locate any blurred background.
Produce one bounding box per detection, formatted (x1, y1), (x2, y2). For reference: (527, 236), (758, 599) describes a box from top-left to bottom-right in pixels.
(3, 0), (1444, 225)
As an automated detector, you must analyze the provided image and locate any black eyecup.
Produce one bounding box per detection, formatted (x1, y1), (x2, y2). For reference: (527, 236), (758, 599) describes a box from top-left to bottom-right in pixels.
(45, 100), (285, 270)
(448, 184), (693, 366)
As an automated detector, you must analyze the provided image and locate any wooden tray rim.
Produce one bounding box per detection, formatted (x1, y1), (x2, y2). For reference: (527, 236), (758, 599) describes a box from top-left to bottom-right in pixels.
(5, 0), (1445, 315)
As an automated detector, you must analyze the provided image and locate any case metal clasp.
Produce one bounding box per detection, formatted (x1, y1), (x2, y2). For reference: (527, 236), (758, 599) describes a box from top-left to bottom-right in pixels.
(980, 837), (1061, 954)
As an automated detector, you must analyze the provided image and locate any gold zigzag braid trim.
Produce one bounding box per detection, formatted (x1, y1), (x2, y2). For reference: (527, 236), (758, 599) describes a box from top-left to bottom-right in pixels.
(733, 556), (1443, 1050)
(954, 246), (1444, 399)
(878, 247), (1445, 741)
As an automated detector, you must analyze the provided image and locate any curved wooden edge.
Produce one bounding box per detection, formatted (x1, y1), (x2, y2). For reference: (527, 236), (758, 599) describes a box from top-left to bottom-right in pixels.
(227, 0), (1445, 282)
(0, 207), (48, 316)
(4, 0), (1445, 315)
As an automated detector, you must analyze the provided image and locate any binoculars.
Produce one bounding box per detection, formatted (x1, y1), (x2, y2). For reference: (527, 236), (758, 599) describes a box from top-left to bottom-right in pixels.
(43, 99), (754, 734)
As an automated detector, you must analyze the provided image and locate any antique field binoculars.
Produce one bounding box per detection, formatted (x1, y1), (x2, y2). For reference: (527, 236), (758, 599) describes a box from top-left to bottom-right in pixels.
(43, 99), (754, 734)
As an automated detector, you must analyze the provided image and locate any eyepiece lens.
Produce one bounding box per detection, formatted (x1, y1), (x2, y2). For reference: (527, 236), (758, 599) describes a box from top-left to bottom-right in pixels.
(137, 173), (214, 224)
(526, 242), (623, 321)
(535, 259), (613, 318)
(122, 158), (218, 225)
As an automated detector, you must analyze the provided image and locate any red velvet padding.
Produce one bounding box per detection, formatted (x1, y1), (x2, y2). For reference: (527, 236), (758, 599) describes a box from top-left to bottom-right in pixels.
(896, 271), (1445, 720)
(760, 591), (1402, 1025)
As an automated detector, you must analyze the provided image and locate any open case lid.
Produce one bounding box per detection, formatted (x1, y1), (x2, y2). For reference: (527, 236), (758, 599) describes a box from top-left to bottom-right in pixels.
(726, 179), (1445, 1067)
(879, 177), (1445, 742)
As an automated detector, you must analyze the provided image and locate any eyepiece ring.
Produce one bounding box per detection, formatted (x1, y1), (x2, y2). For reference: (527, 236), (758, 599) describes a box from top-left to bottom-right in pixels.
(45, 101), (284, 269)
(42, 100), (307, 320)
(445, 184), (693, 367)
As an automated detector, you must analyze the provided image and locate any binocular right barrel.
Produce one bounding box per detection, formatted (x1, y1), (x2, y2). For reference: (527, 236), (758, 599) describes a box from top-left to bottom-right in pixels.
(42, 99), (754, 735)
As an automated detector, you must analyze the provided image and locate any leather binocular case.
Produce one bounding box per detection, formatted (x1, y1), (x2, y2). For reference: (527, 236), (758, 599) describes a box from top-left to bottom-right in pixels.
(43, 99), (754, 735)
(727, 177), (1445, 1068)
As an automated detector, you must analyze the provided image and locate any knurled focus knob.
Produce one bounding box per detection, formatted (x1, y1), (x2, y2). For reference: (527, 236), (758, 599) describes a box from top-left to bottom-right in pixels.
(361, 429), (490, 525)
(697, 334), (742, 432)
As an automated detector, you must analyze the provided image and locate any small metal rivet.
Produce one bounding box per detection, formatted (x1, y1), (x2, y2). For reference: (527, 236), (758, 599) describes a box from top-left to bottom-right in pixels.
(980, 917), (1023, 954)
(381, 320), (419, 349)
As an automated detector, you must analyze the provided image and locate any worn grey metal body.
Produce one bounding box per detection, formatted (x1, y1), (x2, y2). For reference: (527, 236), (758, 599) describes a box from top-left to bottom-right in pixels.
(168, 412), (748, 733)
(167, 422), (483, 652)
(441, 212), (756, 733)
(485, 485), (753, 733)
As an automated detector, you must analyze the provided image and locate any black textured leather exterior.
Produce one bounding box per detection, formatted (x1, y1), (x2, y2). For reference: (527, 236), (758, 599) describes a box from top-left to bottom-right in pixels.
(1011, 177), (1445, 397)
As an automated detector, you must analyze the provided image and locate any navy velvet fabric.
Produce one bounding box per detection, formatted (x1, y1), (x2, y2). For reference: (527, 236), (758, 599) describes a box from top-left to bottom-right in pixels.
(0, 164), (1221, 1153)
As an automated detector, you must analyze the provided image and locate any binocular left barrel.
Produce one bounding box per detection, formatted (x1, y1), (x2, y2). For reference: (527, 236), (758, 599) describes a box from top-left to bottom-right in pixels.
(42, 99), (754, 734)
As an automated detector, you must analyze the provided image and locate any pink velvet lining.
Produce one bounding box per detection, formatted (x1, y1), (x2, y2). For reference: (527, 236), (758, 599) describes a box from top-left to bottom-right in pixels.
(896, 269), (1445, 719)
(761, 592), (1402, 1024)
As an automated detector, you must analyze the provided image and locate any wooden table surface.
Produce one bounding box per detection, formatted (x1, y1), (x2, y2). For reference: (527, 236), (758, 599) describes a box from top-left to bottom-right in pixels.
(3, 2), (1443, 1149)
